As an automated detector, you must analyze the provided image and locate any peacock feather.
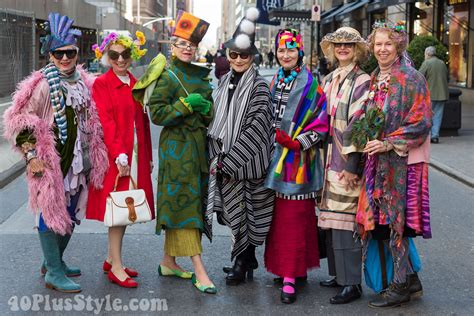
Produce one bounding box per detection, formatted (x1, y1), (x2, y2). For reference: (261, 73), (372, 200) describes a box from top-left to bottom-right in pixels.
(351, 107), (385, 149)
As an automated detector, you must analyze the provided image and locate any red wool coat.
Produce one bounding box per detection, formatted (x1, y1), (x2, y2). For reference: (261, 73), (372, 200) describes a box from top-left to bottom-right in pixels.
(86, 69), (155, 221)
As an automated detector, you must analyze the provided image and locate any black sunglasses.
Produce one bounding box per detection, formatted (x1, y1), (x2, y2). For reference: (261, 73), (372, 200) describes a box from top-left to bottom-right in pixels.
(229, 51), (250, 60)
(52, 49), (78, 60)
(107, 49), (132, 60)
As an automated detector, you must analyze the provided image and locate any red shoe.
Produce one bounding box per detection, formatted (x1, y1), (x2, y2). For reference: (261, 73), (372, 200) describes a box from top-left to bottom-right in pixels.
(103, 260), (138, 277)
(108, 270), (138, 288)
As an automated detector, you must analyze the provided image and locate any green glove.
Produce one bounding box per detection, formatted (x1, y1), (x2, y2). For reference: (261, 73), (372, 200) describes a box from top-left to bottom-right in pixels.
(192, 99), (212, 115)
(184, 93), (205, 107)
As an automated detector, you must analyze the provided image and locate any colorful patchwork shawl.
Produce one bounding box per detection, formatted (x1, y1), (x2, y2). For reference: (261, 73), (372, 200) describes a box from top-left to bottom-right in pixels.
(265, 66), (328, 195)
(356, 56), (432, 240)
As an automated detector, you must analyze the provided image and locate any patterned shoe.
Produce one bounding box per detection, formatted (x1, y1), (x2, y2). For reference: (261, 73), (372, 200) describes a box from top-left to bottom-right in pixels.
(158, 264), (193, 279)
(191, 274), (217, 294)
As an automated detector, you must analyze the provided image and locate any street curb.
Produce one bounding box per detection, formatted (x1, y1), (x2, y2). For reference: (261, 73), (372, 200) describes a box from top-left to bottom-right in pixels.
(0, 161), (24, 189)
(429, 158), (474, 188)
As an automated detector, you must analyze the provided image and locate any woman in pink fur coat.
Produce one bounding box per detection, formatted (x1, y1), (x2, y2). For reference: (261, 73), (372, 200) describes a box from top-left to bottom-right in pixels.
(2, 13), (108, 293)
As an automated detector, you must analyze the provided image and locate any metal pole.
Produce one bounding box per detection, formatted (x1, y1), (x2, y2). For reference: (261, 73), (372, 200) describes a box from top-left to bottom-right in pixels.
(137, 0), (141, 24)
(32, 14), (36, 71)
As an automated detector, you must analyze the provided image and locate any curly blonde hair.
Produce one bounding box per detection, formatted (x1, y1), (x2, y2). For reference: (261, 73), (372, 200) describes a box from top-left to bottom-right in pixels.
(325, 43), (368, 67)
(367, 28), (408, 55)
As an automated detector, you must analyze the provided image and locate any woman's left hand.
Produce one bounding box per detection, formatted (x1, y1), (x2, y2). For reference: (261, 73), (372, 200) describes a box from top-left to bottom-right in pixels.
(363, 140), (391, 155)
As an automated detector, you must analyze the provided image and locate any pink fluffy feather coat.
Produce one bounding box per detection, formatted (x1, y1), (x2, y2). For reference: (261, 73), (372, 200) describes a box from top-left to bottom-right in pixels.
(2, 65), (108, 235)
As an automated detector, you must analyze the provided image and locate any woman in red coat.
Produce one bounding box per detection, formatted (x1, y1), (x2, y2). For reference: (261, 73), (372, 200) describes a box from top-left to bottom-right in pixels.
(86, 32), (154, 288)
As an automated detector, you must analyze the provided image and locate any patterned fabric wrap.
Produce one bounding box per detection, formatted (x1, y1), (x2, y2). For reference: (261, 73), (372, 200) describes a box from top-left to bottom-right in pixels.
(265, 67), (328, 195)
(41, 63), (68, 144)
(319, 65), (370, 231)
(356, 56), (432, 240)
(40, 12), (81, 54)
(148, 56), (213, 238)
(275, 29), (303, 53)
(206, 71), (275, 260)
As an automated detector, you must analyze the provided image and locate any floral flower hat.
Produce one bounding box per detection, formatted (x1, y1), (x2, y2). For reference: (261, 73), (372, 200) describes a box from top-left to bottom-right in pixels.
(92, 31), (147, 61)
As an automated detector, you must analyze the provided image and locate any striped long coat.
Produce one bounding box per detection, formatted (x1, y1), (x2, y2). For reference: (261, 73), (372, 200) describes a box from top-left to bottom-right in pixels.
(206, 73), (275, 261)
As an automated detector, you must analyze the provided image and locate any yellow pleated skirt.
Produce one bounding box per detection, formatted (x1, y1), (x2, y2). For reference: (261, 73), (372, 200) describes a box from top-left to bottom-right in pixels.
(164, 228), (202, 257)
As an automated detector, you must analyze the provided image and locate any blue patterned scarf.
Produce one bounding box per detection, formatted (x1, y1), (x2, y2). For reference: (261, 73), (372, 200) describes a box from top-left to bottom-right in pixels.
(41, 63), (68, 144)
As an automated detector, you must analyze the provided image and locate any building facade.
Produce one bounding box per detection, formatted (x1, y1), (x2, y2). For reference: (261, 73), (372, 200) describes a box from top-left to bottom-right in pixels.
(320, 0), (473, 90)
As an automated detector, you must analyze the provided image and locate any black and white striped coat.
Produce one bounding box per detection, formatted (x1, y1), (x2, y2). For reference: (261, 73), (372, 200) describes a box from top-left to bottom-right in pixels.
(206, 75), (275, 261)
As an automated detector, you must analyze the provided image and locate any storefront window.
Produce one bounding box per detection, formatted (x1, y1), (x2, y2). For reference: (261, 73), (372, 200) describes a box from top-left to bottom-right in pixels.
(444, 1), (469, 87)
(414, 2), (433, 36)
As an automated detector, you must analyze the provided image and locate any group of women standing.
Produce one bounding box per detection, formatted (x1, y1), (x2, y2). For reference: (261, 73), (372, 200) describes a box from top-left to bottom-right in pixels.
(3, 8), (432, 310)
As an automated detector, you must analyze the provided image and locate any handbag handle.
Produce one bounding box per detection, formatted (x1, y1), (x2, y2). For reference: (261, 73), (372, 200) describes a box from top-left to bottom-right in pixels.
(113, 174), (138, 191)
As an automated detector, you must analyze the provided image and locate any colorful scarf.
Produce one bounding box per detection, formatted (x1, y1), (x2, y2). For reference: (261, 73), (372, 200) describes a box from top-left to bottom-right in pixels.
(271, 68), (327, 182)
(41, 63), (68, 144)
(356, 56), (432, 241)
(265, 66), (328, 196)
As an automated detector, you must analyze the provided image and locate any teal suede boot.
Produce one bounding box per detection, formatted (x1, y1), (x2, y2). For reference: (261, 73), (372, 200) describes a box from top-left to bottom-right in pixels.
(38, 231), (81, 293)
(40, 233), (81, 277)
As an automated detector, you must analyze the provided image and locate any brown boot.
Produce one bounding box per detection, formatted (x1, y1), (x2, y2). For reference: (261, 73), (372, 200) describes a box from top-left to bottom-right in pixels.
(369, 282), (410, 308)
(408, 273), (423, 298)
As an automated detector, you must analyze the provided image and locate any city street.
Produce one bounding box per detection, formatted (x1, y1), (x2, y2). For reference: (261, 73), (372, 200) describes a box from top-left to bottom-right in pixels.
(0, 69), (473, 314)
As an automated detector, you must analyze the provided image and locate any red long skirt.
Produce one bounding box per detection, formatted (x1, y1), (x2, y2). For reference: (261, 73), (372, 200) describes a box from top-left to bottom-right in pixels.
(264, 197), (320, 278)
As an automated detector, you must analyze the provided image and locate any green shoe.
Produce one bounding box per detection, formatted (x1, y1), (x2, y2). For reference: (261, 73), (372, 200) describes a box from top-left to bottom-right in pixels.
(191, 274), (217, 294)
(158, 264), (193, 279)
(41, 261), (81, 277)
(38, 231), (81, 293)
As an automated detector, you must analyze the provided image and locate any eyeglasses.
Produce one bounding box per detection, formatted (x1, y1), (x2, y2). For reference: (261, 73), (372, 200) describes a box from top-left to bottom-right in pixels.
(51, 49), (78, 60)
(107, 49), (132, 60)
(229, 51), (250, 60)
(173, 42), (198, 51)
(334, 43), (355, 48)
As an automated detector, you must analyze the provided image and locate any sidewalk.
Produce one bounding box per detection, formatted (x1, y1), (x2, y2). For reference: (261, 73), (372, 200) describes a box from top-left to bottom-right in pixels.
(1, 68), (473, 189)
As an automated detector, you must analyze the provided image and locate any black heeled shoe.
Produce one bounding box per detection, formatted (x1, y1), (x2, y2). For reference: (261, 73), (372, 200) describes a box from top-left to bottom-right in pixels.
(222, 245), (257, 273)
(225, 258), (255, 285)
(280, 282), (297, 304)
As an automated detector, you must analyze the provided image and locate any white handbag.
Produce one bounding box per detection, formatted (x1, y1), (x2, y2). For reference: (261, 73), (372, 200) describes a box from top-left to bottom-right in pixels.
(104, 175), (152, 227)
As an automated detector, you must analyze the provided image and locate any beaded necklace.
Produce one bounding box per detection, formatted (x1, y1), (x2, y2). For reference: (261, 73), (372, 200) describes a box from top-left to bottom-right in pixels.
(277, 66), (301, 84)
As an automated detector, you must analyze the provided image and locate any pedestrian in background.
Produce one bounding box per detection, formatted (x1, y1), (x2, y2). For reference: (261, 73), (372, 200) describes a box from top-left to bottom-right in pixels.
(206, 7), (274, 287)
(355, 21), (432, 308)
(86, 31), (154, 288)
(267, 50), (275, 68)
(3, 12), (108, 293)
(264, 29), (329, 304)
(419, 46), (449, 144)
(319, 27), (371, 305)
(146, 10), (216, 294)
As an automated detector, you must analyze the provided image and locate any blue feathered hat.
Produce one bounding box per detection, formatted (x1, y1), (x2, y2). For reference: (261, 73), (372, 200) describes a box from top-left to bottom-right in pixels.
(40, 12), (82, 54)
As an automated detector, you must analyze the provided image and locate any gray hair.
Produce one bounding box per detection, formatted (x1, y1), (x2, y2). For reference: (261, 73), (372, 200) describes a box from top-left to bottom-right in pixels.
(169, 36), (178, 44)
(425, 46), (436, 57)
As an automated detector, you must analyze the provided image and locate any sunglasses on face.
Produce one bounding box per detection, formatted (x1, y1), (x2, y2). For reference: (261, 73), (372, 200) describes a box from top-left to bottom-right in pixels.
(173, 42), (198, 50)
(52, 49), (78, 60)
(107, 49), (132, 60)
(334, 43), (355, 48)
(229, 51), (250, 60)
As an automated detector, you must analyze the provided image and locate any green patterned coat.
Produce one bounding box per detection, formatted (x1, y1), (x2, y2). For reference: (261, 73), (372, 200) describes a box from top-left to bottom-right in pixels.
(149, 56), (213, 235)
